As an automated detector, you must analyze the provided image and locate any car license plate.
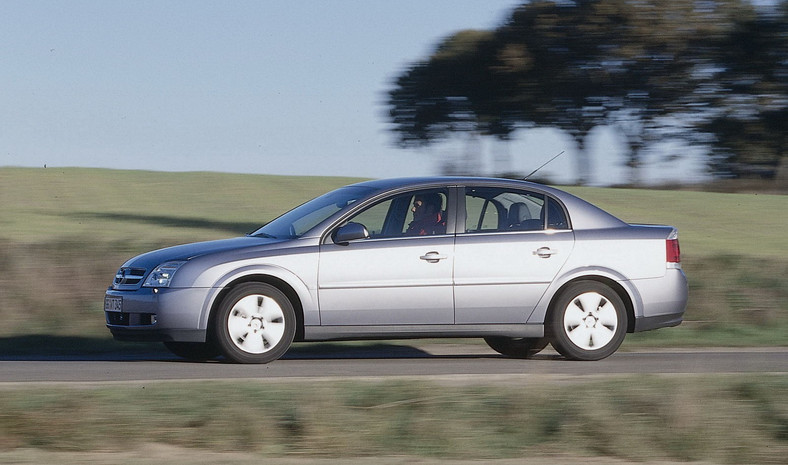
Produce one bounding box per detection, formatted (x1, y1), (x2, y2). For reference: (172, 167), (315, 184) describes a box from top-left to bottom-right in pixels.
(104, 296), (122, 312)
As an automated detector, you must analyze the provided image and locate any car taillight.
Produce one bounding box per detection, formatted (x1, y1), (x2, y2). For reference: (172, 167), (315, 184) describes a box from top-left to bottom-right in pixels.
(666, 238), (681, 264)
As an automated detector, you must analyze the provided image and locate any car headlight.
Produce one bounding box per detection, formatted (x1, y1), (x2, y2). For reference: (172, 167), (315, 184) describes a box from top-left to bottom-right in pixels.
(143, 261), (187, 288)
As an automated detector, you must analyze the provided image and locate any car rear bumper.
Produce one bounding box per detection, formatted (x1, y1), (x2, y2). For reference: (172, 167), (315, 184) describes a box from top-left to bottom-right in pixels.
(632, 268), (688, 332)
(633, 312), (684, 332)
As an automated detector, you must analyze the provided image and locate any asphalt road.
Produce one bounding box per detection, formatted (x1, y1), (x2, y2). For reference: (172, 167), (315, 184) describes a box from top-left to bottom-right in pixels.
(2, 344), (787, 383)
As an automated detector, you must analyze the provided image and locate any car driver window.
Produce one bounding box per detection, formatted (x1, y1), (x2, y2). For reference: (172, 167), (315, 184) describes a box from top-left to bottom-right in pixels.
(343, 199), (393, 238)
(342, 189), (448, 239)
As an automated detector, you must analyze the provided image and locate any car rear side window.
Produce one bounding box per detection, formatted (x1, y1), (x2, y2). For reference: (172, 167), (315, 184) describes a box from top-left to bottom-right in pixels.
(464, 187), (570, 233)
(546, 197), (570, 230)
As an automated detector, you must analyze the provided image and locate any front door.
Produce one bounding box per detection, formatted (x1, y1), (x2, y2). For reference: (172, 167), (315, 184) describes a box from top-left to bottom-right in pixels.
(318, 188), (454, 325)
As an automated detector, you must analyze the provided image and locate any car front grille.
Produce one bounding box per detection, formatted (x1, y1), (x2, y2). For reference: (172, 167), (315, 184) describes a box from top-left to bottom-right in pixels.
(114, 267), (146, 287)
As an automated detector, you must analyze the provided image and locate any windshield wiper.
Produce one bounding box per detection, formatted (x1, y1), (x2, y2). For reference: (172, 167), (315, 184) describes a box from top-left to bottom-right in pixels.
(248, 232), (277, 239)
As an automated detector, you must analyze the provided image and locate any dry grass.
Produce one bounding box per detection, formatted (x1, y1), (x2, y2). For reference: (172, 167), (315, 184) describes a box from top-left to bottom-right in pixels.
(0, 376), (786, 463)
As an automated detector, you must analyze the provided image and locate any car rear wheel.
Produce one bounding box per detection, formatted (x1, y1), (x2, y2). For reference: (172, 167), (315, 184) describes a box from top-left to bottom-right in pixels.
(484, 336), (549, 358)
(549, 281), (627, 361)
(214, 283), (296, 364)
(163, 341), (220, 361)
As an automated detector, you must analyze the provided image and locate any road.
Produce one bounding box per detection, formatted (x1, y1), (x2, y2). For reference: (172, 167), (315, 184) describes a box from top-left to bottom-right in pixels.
(2, 343), (786, 383)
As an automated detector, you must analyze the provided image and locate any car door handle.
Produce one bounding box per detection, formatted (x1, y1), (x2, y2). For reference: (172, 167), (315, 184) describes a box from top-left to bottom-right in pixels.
(533, 247), (558, 258)
(420, 251), (447, 263)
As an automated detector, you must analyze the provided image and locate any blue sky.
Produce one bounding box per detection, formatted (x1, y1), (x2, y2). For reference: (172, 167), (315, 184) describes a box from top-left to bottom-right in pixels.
(1, 0), (708, 184)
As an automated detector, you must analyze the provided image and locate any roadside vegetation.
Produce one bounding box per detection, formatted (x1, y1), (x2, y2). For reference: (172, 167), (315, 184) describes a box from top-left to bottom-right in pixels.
(1, 167), (785, 348)
(1, 375), (786, 464)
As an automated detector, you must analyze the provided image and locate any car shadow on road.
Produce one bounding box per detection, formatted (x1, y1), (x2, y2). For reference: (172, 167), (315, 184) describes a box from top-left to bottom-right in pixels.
(283, 342), (497, 360)
(0, 335), (521, 362)
(0, 335), (171, 361)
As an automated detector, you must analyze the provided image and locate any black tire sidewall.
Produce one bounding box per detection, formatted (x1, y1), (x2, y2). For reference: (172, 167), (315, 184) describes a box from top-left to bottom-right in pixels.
(214, 283), (296, 364)
(549, 281), (627, 361)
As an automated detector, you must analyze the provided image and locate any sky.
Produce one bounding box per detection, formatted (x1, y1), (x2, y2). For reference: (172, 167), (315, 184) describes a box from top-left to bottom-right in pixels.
(1, 0), (710, 185)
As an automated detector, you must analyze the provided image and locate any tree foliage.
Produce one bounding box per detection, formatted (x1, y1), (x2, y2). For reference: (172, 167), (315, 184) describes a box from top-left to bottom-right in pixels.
(387, 0), (787, 183)
(696, 2), (787, 178)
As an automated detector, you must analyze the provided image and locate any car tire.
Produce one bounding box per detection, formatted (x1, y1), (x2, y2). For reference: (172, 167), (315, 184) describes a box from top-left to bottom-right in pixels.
(484, 336), (549, 358)
(214, 282), (296, 364)
(163, 341), (220, 361)
(549, 281), (627, 361)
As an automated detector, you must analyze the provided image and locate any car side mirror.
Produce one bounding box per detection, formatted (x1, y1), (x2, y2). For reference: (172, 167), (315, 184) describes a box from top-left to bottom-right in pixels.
(333, 222), (369, 245)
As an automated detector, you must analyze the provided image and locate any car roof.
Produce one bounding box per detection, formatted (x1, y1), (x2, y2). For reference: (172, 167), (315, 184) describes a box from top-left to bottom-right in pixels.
(350, 176), (556, 194)
(349, 176), (627, 230)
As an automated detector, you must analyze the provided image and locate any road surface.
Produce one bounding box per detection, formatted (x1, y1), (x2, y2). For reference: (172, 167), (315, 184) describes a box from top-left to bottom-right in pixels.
(2, 343), (786, 383)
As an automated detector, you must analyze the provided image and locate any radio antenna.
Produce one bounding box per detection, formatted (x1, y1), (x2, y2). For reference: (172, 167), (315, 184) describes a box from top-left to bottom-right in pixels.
(523, 151), (565, 180)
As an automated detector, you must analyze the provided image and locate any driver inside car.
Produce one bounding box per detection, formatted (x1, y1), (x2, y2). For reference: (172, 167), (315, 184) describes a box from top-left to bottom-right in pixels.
(405, 193), (445, 236)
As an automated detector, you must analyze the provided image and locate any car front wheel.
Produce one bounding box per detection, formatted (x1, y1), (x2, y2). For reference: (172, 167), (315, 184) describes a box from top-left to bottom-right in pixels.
(549, 281), (627, 361)
(214, 283), (296, 364)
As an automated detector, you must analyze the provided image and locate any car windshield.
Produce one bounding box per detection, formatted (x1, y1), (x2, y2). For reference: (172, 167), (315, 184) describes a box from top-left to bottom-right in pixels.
(250, 185), (376, 239)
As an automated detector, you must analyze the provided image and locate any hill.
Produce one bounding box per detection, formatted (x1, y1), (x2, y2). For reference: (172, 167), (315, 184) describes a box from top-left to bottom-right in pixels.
(0, 167), (785, 346)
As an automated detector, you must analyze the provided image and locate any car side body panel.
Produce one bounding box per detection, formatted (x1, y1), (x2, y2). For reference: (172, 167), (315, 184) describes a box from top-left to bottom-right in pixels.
(318, 235), (455, 325)
(526, 225), (687, 329)
(453, 230), (575, 324)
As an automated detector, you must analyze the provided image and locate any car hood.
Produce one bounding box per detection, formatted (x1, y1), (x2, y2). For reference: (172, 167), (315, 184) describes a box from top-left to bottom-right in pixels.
(122, 236), (284, 271)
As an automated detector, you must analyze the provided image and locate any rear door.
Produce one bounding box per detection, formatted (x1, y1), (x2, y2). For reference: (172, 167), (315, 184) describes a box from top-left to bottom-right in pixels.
(453, 186), (574, 324)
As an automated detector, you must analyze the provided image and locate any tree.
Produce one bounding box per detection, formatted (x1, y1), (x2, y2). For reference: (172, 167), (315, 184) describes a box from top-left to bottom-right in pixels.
(602, 0), (724, 184)
(390, 1), (635, 182)
(695, 2), (787, 179)
(388, 0), (658, 183)
(386, 0), (786, 184)
(388, 30), (502, 149)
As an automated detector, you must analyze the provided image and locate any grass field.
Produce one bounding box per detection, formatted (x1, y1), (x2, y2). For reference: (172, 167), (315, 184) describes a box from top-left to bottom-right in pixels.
(0, 168), (359, 338)
(1, 166), (785, 345)
(1, 167), (787, 463)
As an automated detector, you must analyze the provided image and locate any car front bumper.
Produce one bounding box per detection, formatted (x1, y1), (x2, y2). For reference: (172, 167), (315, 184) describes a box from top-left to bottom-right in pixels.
(104, 287), (210, 343)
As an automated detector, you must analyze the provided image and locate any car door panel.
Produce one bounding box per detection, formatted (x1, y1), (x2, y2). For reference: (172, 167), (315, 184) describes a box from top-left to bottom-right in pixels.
(454, 231), (574, 324)
(318, 236), (455, 325)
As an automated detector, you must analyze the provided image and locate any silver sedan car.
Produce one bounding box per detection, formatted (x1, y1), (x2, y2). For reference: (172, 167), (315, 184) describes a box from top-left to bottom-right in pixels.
(105, 177), (687, 363)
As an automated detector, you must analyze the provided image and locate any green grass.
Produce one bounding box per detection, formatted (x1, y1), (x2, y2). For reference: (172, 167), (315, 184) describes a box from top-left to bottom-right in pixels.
(0, 168), (361, 337)
(0, 167), (362, 243)
(1, 376), (786, 463)
(1, 168), (786, 463)
(563, 186), (788, 259)
(0, 167), (786, 345)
